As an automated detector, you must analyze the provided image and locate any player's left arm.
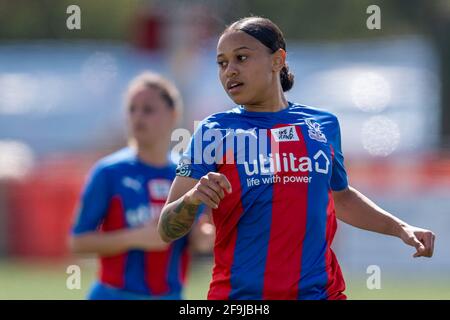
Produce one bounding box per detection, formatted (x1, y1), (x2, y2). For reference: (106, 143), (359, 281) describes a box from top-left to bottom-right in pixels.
(332, 186), (436, 258)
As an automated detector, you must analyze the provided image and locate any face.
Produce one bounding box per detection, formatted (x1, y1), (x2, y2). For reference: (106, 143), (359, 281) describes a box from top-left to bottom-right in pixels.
(126, 85), (176, 147)
(216, 30), (284, 106)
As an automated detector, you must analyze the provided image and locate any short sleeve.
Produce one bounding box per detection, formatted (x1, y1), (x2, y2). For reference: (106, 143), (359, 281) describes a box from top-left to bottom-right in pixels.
(175, 121), (218, 180)
(330, 117), (349, 191)
(72, 164), (112, 235)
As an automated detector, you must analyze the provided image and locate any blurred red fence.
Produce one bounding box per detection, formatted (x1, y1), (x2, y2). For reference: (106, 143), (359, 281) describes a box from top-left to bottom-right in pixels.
(3, 151), (450, 258)
(5, 154), (99, 257)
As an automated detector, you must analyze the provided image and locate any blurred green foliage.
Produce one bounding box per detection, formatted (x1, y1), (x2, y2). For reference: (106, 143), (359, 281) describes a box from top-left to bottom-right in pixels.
(0, 0), (435, 41)
(0, 0), (138, 40)
(226, 0), (418, 41)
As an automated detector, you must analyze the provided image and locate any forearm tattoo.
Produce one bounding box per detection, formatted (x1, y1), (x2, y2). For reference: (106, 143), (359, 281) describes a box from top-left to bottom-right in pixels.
(160, 200), (198, 240)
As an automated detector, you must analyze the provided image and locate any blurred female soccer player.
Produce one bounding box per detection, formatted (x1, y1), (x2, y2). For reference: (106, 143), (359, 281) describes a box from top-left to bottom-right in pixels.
(158, 17), (436, 300)
(70, 72), (214, 300)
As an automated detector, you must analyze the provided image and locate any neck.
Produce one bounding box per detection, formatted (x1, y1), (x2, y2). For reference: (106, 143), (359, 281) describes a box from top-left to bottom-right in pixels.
(131, 140), (170, 167)
(243, 86), (288, 112)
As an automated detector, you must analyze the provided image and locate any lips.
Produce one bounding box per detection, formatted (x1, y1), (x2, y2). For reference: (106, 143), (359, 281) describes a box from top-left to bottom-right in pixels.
(133, 124), (147, 132)
(226, 81), (244, 94)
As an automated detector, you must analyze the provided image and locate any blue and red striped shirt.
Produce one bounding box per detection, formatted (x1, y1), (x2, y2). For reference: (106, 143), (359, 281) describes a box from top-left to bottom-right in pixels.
(72, 148), (189, 298)
(176, 102), (348, 300)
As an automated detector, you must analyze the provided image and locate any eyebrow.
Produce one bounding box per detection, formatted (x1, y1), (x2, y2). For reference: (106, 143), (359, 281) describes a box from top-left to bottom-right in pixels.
(217, 46), (254, 58)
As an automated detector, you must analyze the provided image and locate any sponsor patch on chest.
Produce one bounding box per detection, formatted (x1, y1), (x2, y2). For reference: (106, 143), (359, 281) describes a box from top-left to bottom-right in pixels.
(147, 179), (171, 201)
(271, 125), (299, 142)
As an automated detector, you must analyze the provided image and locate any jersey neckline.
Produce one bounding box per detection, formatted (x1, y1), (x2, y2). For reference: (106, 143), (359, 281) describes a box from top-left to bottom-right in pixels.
(235, 101), (295, 117)
(126, 147), (174, 170)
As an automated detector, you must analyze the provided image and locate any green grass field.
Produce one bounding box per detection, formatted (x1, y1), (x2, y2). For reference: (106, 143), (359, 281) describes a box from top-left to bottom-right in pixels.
(0, 258), (448, 300)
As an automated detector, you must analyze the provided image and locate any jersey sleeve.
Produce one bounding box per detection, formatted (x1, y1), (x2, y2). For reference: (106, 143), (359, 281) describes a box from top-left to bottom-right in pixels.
(71, 163), (112, 235)
(175, 120), (218, 180)
(330, 117), (349, 191)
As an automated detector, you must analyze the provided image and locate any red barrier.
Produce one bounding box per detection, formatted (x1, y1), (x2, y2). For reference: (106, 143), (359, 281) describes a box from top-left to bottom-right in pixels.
(6, 155), (95, 257)
(4, 151), (450, 258)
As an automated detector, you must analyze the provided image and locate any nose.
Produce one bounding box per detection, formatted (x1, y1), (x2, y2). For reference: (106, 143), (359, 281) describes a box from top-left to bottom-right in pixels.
(225, 62), (239, 78)
(132, 118), (146, 130)
(128, 110), (143, 125)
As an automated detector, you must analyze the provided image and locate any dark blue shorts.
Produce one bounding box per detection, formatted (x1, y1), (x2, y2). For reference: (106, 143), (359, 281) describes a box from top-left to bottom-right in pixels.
(87, 281), (182, 300)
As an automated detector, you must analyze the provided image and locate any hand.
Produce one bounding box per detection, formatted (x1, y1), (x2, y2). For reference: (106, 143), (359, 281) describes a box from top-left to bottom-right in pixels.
(398, 224), (435, 258)
(130, 221), (170, 251)
(189, 215), (216, 254)
(184, 172), (232, 209)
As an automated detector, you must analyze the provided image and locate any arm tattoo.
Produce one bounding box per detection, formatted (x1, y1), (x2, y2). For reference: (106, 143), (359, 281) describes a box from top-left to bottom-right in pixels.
(160, 200), (198, 241)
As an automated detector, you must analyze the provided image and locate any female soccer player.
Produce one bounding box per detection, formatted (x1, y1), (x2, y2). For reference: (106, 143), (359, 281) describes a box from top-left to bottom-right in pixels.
(157, 17), (436, 300)
(70, 72), (213, 300)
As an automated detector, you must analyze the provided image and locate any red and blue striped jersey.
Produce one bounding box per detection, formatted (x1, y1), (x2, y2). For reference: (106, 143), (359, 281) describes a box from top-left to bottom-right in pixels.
(72, 147), (189, 298)
(176, 102), (348, 300)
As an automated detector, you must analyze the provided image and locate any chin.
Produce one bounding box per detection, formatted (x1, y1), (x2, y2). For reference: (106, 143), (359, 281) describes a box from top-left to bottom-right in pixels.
(133, 133), (153, 144)
(228, 94), (250, 106)
(135, 139), (157, 149)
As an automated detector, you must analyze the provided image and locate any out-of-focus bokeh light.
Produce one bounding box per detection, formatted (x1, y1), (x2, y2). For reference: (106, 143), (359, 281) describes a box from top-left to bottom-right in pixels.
(0, 140), (35, 179)
(361, 115), (401, 156)
(0, 73), (39, 114)
(0, 73), (66, 114)
(351, 71), (391, 112)
(80, 52), (118, 96)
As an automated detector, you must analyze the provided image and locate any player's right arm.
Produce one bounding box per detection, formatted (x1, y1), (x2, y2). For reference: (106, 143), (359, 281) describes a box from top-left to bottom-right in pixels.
(70, 223), (168, 257)
(158, 173), (232, 243)
(70, 164), (167, 257)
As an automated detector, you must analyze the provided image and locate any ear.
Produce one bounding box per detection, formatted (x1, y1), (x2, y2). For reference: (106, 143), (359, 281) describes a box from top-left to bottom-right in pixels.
(272, 48), (286, 72)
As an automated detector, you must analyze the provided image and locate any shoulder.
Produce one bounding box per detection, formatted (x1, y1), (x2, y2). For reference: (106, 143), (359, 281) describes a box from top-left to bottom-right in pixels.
(291, 103), (340, 124)
(196, 107), (244, 129)
(91, 147), (136, 177)
(291, 103), (343, 144)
